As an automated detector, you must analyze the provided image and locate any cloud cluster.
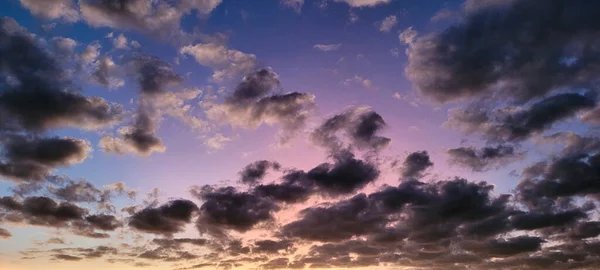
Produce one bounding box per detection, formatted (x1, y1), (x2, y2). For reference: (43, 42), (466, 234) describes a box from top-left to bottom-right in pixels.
(447, 145), (524, 172)
(206, 69), (316, 146)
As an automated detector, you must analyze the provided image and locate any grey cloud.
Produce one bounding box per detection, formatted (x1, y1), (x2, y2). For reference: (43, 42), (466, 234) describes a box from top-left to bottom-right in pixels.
(406, 0), (600, 104)
(447, 145), (524, 172)
(129, 199), (198, 235)
(0, 17), (123, 132)
(0, 136), (91, 183)
(399, 151), (433, 179)
(239, 160), (281, 185)
(206, 69), (315, 146)
(447, 93), (596, 142)
(311, 107), (391, 152)
(195, 186), (279, 238)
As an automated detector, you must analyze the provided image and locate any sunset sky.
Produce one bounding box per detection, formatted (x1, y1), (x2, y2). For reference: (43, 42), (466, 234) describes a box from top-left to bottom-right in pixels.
(1, 0), (599, 269)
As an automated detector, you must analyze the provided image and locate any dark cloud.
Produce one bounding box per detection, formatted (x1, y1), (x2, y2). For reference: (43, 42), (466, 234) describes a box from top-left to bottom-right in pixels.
(307, 151), (380, 196)
(448, 93), (597, 142)
(311, 107), (391, 151)
(85, 214), (122, 231)
(207, 69), (315, 146)
(252, 240), (293, 254)
(406, 0), (600, 104)
(463, 236), (544, 257)
(516, 152), (600, 206)
(280, 194), (386, 242)
(510, 209), (587, 231)
(126, 55), (183, 95)
(253, 181), (314, 204)
(0, 196), (88, 228)
(49, 179), (100, 202)
(129, 199), (198, 235)
(239, 160), (281, 185)
(0, 18), (123, 132)
(53, 254), (83, 261)
(399, 151), (433, 179)
(195, 186), (279, 237)
(0, 136), (91, 183)
(0, 227), (11, 239)
(447, 144), (524, 172)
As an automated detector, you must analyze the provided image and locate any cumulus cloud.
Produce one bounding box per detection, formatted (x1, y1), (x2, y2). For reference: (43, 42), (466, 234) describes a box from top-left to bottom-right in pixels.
(0, 18), (123, 132)
(311, 106), (391, 152)
(447, 145), (524, 172)
(19, 0), (79, 22)
(129, 199), (198, 235)
(399, 151), (433, 179)
(206, 69), (315, 146)
(446, 93), (597, 142)
(180, 43), (257, 81)
(80, 0), (223, 42)
(406, 0), (600, 104)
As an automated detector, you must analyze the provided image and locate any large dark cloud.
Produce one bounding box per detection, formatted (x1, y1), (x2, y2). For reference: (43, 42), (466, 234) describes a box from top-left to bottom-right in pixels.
(194, 186), (279, 238)
(129, 199), (198, 235)
(407, 0), (600, 104)
(448, 93), (597, 142)
(447, 144), (524, 172)
(516, 152), (600, 207)
(311, 107), (391, 152)
(306, 151), (380, 196)
(0, 196), (86, 227)
(206, 69), (315, 146)
(0, 17), (123, 132)
(0, 135), (91, 183)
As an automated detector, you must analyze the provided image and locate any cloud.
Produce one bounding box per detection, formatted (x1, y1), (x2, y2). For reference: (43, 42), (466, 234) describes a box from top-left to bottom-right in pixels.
(399, 151), (433, 179)
(311, 106), (391, 152)
(203, 133), (232, 150)
(129, 199), (198, 235)
(313, 43), (342, 52)
(333, 0), (392, 8)
(398, 26), (417, 45)
(406, 0), (600, 104)
(447, 93), (597, 142)
(0, 228), (11, 239)
(99, 109), (166, 156)
(80, 0), (223, 42)
(206, 69), (315, 146)
(0, 136), (91, 183)
(194, 186), (280, 238)
(239, 160), (281, 185)
(91, 56), (125, 89)
(379, 15), (397, 32)
(447, 145), (525, 172)
(19, 0), (79, 22)
(342, 75), (375, 90)
(180, 43), (257, 81)
(0, 18), (123, 132)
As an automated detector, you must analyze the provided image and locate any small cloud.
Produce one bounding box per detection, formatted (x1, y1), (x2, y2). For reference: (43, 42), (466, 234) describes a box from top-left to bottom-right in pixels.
(392, 92), (402, 99)
(204, 133), (232, 150)
(379, 15), (397, 32)
(281, 0), (304, 13)
(313, 43), (342, 52)
(398, 27), (418, 45)
(390, 47), (400, 57)
(408, 126), (420, 131)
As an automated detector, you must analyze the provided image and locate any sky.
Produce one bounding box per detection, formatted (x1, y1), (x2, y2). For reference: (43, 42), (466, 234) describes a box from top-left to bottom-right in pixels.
(0, 0), (599, 269)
